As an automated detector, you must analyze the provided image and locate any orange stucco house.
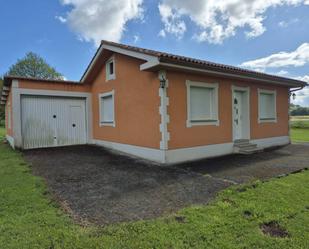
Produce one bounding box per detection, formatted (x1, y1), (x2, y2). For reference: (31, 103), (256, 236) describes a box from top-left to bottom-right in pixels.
(0, 41), (307, 164)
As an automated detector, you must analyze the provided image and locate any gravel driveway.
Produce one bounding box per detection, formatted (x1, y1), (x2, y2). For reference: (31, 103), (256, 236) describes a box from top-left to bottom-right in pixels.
(24, 144), (309, 225)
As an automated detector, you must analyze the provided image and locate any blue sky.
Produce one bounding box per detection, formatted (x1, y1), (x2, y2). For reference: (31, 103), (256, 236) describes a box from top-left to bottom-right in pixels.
(1, 0), (309, 105)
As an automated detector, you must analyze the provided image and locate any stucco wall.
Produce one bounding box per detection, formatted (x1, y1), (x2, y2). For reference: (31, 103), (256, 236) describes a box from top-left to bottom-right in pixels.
(91, 53), (161, 149)
(167, 71), (289, 149)
(18, 80), (91, 92)
(5, 90), (13, 136)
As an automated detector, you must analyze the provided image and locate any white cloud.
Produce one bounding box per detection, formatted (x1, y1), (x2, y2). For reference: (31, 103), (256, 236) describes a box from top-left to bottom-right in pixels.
(276, 70), (289, 76)
(158, 3), (186, 39)
(295, 75), (309, 83)
(55, 15), (67, 23)
(278, 18), (299, 28)
(59, 0), (144, 45)
(158, 29), (166, 37)
(133, 35), (140, 43)
(292, 75), (309, 106)
(240, 43), (309, 70)
(158, 0), (309, 44)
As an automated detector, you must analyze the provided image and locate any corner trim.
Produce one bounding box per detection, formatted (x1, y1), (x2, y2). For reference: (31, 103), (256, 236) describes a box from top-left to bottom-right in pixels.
(159, 70), (170, 150)
(6, 135), (14, 149)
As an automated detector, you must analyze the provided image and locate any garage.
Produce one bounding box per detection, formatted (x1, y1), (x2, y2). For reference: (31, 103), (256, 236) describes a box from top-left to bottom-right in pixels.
(21, 95), (87, 149)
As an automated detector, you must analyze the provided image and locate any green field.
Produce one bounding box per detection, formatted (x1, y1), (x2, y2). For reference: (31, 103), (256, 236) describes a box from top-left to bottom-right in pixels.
(290, 115), (309, 142)
(0, 127), (309, 248)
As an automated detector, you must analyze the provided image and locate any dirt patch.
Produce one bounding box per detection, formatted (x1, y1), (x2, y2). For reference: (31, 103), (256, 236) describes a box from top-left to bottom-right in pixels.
(174, 216), (186, 223)
(260, 221), (289, 238)
(24, 145), (230, 225)
(243, 210), (253, 218)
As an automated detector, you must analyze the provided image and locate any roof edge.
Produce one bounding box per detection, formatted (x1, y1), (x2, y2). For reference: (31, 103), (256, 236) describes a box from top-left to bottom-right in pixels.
(3, 76), (80, 86)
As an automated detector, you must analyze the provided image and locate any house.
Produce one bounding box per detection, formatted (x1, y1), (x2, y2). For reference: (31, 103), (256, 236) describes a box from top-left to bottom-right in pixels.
(0, 41), (307, 164)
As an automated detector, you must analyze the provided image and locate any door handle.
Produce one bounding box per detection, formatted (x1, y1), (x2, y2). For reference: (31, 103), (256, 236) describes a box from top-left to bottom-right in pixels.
(72, 124), (76, 127)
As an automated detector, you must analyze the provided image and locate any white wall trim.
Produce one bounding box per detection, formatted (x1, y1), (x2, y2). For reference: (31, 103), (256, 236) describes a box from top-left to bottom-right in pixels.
(252, 136), (290, 148)
(158, 70), (170, 151)
(92, 139), (165, 163)
(12, 87), (92, 148)
(186, 80), (219, 127)
(258, 88), (277, 124)
(98, 90), (115, 127)
(166, 142), (234, 164)
(6, 135), (15, 149)
(92, 135), (289, 164)
(231, 85), (250, 140)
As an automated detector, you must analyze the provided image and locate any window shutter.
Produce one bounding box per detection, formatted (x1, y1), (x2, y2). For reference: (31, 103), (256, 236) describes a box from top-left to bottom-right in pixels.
(101, 95), (114, 122)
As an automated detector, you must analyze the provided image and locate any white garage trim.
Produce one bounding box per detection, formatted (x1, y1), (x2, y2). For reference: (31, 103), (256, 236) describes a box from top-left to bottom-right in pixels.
(12, 85), (92, 149)
(6, 135), (15, 149)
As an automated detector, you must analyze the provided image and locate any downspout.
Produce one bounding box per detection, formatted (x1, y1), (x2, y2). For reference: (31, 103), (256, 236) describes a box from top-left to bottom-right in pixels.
(288, 86), (305, 143)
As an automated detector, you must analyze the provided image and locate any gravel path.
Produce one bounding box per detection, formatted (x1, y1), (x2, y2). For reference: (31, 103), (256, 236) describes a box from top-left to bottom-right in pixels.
(24, 144), (309, 225)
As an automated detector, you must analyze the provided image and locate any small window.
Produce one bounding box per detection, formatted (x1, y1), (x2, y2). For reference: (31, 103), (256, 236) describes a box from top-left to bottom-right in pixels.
(106, 57), (115, 81)
(258, 89), (276, 123)
(186, 81), (219, 127)
(99, 91), (115, 127)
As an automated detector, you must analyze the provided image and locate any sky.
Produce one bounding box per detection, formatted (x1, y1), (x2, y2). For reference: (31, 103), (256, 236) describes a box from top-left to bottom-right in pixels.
(0, 0), (309, 106)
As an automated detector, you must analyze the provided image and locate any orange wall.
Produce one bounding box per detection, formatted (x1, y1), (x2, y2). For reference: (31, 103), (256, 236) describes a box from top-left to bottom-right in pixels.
(91, 53), (161, 149)
(18, 80), (91, 92)
(5, 90), (13, 136)
(167, 71), (289, 149)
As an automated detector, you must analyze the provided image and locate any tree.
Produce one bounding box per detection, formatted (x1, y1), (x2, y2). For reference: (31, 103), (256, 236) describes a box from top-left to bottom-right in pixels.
(290, 103), (309, 116)
(7, 52), (63, 80)
(0, 78), (4, 127)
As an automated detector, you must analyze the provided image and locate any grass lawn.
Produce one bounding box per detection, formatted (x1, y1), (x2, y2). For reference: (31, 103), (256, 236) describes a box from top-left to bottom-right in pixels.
(0, 127), (308, 248)
(291, 128), (309, 143)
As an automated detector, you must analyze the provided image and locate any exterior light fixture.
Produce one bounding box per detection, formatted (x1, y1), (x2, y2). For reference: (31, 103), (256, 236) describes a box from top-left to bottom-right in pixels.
(292, 93), (296, 100)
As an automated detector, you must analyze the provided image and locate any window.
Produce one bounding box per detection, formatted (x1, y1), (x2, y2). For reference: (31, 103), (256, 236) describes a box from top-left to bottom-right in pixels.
(106, 57), (115, 81)
(186, 80), (219, 127)
(258, 89), (277, 123)
(99, 91), (115, 127)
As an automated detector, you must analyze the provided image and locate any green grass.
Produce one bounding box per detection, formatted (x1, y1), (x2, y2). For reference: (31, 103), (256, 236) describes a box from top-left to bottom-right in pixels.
(291, 128), (309, 143)
(0, 127), (308, 248)
(0, 127), (5, 138)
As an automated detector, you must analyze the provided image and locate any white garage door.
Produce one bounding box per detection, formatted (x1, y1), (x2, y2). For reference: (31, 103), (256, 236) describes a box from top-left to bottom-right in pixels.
(21, 95), (87, 149)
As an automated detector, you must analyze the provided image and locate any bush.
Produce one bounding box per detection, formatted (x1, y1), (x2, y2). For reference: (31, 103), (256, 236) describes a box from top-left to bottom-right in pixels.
(0, 119), (5, 128)
(290, 120), (309, 129)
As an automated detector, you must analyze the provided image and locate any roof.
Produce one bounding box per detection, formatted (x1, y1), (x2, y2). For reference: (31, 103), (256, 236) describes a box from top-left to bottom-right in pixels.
(3, 76), (79, 86)
(0, 76), (80, 105)
(83, 40), (306, 88)
(1, 41), (307, 106)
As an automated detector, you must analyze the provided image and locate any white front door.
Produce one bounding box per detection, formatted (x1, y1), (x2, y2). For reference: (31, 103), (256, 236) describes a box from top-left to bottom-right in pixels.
(233, 91), (243, 140)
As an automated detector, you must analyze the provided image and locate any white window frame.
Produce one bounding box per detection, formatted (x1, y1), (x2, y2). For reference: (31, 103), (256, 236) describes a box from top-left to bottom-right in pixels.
(258, 88), (277, 123)
(99, 90), (115, 127)
(186, 80), (219, 127)
(105, 56), (116, 81)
